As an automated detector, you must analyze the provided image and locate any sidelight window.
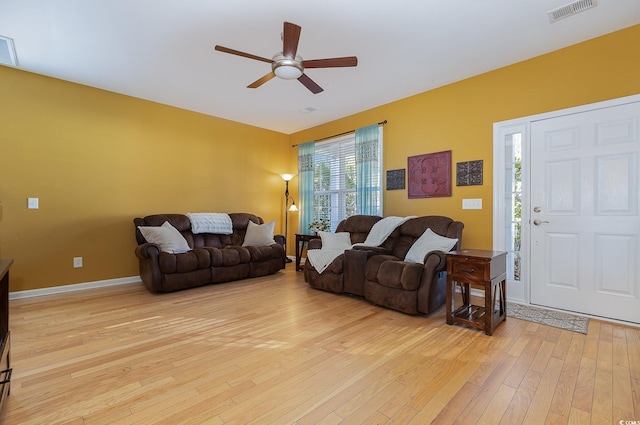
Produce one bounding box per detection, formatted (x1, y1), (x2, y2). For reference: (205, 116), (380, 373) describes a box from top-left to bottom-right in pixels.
(505, 132), (522, 281)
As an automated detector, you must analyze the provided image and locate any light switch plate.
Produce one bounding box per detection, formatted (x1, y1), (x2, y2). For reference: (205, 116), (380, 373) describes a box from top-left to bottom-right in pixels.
(27, 197), (39, 209)
(462, 198), (483, 209)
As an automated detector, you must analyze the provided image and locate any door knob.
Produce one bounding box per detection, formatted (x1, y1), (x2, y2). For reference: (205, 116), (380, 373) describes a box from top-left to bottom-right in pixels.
(533, 207), (541, 213)
(533, 219), (549, 226)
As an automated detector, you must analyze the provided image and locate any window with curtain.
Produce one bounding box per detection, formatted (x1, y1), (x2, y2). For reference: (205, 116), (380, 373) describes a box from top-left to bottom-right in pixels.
(310, 125), (382, 231)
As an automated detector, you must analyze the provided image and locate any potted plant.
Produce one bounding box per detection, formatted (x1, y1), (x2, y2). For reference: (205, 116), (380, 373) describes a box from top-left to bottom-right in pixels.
(309, 218), (330, 234)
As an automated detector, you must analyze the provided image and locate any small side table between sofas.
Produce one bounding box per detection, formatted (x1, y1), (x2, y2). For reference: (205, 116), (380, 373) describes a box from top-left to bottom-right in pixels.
(0, 259), (12, 411)
(295, 234), (319, 271)
(446, 249), (507, 335)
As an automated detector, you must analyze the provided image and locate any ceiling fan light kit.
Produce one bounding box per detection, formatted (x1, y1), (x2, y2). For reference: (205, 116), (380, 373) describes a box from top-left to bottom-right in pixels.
(214, 21), (357, 94)
(272, 53), (304, 79)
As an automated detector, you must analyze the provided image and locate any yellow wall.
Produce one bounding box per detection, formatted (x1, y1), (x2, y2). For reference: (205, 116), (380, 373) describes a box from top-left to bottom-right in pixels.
(289, 24), (640, 250)
(2, 24), (639, 292)
(0, 68), (291, 291)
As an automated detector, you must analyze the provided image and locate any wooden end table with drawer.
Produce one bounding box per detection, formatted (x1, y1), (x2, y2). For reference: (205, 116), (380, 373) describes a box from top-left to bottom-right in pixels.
(446, 249), (507, 336)
(295, 234), (320, 271)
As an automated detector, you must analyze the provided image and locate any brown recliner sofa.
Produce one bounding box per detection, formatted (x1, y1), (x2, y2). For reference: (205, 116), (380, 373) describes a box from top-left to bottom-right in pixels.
(134, 213), (285, 293)
(304, 215), (463, 315)
(363, 216), (463, 314)
(303, 215), (384, 295)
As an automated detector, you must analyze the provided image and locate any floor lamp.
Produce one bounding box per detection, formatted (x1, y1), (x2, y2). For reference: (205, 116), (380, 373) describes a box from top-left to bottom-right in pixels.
(282, 174), (298, 263)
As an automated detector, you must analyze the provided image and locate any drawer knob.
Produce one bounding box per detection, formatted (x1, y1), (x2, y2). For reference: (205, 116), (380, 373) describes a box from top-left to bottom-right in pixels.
(460, 267), (475, 273)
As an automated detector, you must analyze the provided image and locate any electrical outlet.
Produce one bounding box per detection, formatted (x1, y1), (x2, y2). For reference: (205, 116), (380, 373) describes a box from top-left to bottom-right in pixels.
(73, 257), (83, 268)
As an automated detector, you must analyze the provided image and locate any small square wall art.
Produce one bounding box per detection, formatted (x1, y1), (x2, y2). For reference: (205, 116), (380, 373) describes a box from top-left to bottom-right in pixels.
(456, 160), (483, 186)
(386, 169), (405, 190)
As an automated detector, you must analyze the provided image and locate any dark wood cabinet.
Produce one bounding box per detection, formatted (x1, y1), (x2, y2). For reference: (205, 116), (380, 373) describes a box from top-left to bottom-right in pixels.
(0, 259), (11, 411)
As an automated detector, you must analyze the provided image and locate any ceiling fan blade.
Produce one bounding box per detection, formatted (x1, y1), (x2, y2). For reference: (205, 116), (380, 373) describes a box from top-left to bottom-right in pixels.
(248, 72), (276, 89)
(303, 56), (358, 69)
(298, 73), (323, 94)
(282, 22), (302, 59)
(214, 45), (272, 64)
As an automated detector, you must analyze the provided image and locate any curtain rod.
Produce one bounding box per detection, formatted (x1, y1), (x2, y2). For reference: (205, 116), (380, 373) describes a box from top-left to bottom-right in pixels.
(291, 120), (387, 147)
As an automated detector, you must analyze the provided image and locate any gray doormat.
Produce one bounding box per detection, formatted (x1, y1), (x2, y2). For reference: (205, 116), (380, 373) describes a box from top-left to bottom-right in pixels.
(507, 303), (589, 334)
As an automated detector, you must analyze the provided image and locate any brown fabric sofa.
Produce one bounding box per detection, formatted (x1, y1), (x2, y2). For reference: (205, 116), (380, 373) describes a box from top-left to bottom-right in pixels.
(134, 213), (285, 293)
(304, 215), (463, 315)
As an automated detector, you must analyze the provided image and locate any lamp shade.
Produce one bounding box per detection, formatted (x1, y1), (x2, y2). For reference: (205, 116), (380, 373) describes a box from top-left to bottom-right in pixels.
(281, 173), (295, 181)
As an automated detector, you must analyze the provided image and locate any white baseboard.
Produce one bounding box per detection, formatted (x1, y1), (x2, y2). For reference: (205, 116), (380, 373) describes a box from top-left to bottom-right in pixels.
(9, 276), (142, 300)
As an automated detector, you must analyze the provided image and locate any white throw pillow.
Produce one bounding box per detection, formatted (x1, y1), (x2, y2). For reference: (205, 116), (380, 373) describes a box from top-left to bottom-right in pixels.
(404, 228), (458, 264)
(242, 220), (276, 246)
(138, 221), (191, 254)
(318, 231), (352, 250)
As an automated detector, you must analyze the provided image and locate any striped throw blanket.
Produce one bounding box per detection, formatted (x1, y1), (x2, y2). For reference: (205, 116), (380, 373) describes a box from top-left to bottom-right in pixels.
(187, 213), (233, 235)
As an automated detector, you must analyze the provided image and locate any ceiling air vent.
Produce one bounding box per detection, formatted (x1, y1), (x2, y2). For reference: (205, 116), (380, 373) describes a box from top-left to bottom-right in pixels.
(0, 36), (18, 67)
(548, 0), (597, 23)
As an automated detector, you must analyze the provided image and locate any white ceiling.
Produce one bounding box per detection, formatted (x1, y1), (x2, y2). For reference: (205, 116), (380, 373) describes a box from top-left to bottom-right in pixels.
(1, 0), (639, 134)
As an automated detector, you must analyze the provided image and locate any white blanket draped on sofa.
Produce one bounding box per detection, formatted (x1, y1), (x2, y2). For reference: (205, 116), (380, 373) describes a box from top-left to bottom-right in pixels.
(306, 216), (416, 274)
(187, 213), (233, 235)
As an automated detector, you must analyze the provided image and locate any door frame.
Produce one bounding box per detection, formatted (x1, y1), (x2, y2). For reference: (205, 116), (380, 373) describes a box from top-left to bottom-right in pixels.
(493, 93), (640, 305)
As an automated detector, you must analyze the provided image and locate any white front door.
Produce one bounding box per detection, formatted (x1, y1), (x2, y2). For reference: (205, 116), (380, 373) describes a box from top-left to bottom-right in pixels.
(530, 101), (640, 323)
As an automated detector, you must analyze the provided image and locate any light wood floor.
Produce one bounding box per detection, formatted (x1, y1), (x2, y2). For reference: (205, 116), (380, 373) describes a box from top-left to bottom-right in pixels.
(1, 268), (638, 424)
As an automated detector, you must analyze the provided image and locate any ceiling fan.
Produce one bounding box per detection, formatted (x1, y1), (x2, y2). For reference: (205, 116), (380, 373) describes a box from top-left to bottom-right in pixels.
(214, 22), (358, 94)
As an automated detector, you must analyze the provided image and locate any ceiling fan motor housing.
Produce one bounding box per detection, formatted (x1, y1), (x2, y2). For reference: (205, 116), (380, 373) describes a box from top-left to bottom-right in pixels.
(272, 52), (304, 79)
